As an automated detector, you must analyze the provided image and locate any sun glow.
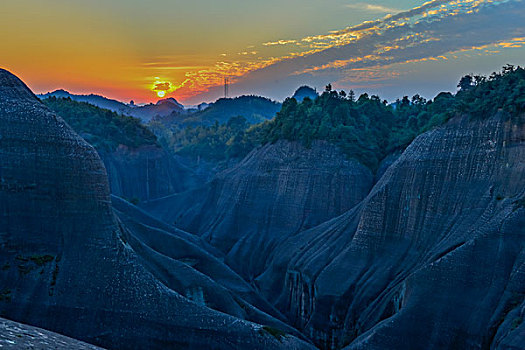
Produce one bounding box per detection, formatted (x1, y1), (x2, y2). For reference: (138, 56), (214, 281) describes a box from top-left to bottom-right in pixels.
(157, 90), (166, 98)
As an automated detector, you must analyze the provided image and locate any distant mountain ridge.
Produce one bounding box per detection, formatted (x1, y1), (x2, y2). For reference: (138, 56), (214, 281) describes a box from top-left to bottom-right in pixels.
(38, 90), (281, 126)
(38, 89), (185, 122)
(178, 95), (281, 126)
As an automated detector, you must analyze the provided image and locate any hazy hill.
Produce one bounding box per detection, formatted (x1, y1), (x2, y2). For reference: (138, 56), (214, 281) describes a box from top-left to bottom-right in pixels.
(291, 85), (318, 102)
(180, 95), (281, 126)
(38, 90), (185, 122)
(39, 89), (130, 113)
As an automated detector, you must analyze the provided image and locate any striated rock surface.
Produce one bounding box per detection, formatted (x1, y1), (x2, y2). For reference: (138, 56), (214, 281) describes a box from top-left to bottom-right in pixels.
(0, 68), (314, 350)
(143, 140), (374, 280)
(258, 113), (525, 349)
(111, 195), (308, 340)
(101, 144), (196, 202)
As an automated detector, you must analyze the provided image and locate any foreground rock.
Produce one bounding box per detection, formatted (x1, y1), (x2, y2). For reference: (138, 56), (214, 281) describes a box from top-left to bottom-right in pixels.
(0, 317), (104, 349)
(143, 140), (374, 280)
(258, 113), (525, 349)
(0, 68), (313, 350)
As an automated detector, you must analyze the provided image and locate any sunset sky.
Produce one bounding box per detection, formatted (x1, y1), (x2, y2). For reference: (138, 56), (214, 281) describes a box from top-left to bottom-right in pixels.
(1, 0), (524, 105)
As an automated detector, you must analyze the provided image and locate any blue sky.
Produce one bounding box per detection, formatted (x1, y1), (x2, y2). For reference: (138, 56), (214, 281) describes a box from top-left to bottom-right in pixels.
(2, 0), (524, 103)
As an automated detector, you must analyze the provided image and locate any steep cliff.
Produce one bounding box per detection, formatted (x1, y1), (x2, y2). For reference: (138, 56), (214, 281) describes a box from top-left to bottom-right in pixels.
(41, 96), (196, 201)
(0, 68), (313, 350)
(258, 113), (525, 349)
(101, 144), (196, 202)
(143, 140), (374, 280)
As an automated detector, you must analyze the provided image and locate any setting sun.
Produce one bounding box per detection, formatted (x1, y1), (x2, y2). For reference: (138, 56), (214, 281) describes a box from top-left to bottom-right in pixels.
(157, 90), (166, 98)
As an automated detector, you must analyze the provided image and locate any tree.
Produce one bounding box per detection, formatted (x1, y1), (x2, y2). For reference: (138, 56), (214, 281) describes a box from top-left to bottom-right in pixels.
(411, 94), (426, 106)
(458, 75), (474, 92)
(348, 90), (355, 102)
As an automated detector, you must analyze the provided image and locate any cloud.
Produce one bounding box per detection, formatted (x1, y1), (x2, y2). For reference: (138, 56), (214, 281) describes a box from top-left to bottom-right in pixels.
(345, 2), (401, 14)
(172, 0), (525, 103)
(153, 81), (171, 91)
(263, 39), (298, 46)
(238, 1), (523, 91)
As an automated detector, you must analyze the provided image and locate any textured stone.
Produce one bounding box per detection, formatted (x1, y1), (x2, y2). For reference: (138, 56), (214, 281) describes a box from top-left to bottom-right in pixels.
(100, 144), (196, 202)
(0, 68), (314, 350)
(143, 140), (374, 280)
(0, 317), (104, 349)
(259, 113), (525, 349)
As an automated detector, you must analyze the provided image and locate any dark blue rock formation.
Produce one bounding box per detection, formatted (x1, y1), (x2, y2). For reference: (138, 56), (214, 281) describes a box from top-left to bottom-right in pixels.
(0, 68), (314, 350)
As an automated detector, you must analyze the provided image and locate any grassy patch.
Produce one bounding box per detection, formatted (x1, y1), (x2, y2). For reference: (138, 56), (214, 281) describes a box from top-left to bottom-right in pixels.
(0, 289), (11, 302)
(513, 198), (525, 211)
(17, 265), (34, 275)
(127, 197), (140, 206)
(51, 264), (59, 286)
(15, 255), (55, 275)
(511, 317), (523, 330)
(259, 326), (286, 342)
(30, 255), (55, 266)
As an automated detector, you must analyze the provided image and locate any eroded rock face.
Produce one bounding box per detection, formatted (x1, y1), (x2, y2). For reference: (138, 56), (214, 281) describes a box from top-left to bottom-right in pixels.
(0, 68), (314, 350)
(101, 144), (196, 202)
(143, 140), (374, 280)
(259, 113), (525, 349)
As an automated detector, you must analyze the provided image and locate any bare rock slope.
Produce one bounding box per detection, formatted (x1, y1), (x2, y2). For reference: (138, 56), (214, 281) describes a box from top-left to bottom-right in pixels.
(258, 113), (525, 349)
(0, 317), (104, 350)
(143, 140), (374, 280)
(0, 68), (313, 350)
(100, 144), (196, 202)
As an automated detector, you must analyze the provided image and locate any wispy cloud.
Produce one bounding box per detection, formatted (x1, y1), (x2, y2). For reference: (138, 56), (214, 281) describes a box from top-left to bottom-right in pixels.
(345, 2), (401, 13)
(262, 39), (297, 46)
(154, 0), (525, 102)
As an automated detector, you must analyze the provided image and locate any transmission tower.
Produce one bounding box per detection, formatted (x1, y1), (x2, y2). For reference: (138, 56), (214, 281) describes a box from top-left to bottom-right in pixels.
(224, 77), (229, 98)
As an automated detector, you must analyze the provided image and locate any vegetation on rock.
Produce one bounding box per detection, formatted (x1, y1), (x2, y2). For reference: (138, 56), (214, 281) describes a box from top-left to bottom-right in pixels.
(42, 97), (158, 151)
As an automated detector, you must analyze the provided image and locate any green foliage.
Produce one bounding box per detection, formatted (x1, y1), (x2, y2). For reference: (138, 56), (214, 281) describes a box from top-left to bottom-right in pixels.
(251, 66), (524, 170)
(152, 66), (525, 170)
(513, 198), (525, 211)
(456, 65), (525, 119)
(42, 97), (158, 151)
(0, 289), (11, 302)
(255, 90), (452, 170)
(51, 264), (59, 287)
(150, 115), (259, 162)
(511, 317), (523, 330)
(30, 255), (55, 266)
(259, 326), (286, 341)
(128, 197), (140, 205)
(184, 95), (281, 125)
(14, 254), (55, 275)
